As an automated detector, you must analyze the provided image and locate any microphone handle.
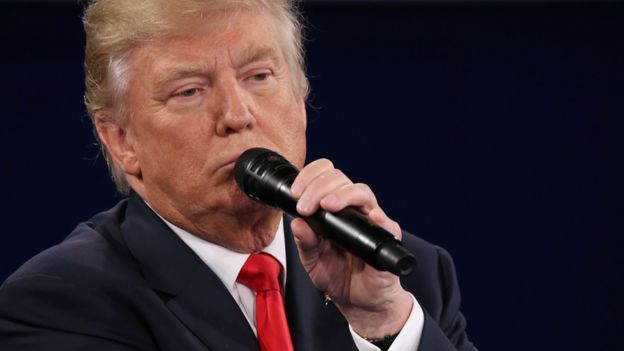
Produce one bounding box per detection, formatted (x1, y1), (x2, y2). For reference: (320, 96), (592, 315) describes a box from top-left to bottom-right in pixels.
(273, 173), (416, 276)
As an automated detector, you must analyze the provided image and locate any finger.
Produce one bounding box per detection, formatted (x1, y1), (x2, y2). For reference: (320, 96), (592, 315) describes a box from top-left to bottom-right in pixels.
(318, 182), (379, 214)
(290, 158), (335, 198)
(290, 217), (323, 254)
(368, 207), (402, 240)
(296, 169), (351, 216)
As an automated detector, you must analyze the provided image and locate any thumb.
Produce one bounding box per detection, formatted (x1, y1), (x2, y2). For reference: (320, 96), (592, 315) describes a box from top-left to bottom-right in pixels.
(290, 218), (323, 255)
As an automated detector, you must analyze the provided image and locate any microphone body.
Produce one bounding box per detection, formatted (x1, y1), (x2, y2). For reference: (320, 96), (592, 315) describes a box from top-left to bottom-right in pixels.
(234, 147), (416, 276)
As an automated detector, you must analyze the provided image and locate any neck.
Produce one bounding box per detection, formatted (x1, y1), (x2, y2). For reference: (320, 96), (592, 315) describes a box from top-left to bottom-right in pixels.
(133, 186), (283, 253)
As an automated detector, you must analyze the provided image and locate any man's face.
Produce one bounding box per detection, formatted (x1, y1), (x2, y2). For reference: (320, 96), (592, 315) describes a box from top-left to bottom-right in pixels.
(120, 8), (306, 230)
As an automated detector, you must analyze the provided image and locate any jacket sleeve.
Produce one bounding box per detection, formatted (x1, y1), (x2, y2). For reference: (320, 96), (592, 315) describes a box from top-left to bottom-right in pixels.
(417, 247), (477, 351)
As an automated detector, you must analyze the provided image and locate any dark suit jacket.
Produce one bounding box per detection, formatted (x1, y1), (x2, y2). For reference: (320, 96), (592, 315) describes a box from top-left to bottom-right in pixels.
(0, 193), (475, 350)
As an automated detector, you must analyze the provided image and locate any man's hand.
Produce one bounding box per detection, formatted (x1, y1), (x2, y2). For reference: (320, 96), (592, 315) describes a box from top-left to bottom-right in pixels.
(289, 158), (413, 339)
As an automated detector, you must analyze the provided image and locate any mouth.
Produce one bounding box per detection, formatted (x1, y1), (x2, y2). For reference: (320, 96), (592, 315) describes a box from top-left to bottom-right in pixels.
(219, 160), (236, 173)
(219, 148), (251, 172)
(220, 154), (242, 172)
(218, 145), (276, 174)
(220, 162), (237, 172)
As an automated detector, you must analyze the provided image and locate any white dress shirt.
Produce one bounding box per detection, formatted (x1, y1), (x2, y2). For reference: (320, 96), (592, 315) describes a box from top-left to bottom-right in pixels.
(157, 211), (424, 350)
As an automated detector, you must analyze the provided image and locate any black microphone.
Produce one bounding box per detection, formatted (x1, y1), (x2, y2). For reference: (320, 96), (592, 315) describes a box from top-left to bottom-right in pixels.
(234, 147), (416, 276)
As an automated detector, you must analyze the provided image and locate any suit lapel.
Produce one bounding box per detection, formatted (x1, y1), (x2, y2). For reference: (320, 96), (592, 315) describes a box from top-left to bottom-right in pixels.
(122, 193), (258, 351)
(283, 216), (357, 351)
(120, 194), (357, 350)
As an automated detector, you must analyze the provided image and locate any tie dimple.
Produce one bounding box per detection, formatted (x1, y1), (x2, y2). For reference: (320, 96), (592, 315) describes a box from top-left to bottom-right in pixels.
(237, 253), (294, 351)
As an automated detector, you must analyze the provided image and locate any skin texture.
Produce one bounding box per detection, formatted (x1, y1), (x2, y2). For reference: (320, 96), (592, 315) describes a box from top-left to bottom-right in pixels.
(96, 7), (412, 339)
(97, 9), (307, 252)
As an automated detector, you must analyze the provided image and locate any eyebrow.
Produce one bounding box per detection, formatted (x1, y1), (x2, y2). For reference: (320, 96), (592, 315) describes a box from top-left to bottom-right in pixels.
(153, 46), (282, 90)
(233, 45), (282, 70)
(154, 64), (212, 90)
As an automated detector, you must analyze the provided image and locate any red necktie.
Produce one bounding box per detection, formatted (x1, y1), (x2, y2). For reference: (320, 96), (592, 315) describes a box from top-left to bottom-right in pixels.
(237, 253), (294, 351)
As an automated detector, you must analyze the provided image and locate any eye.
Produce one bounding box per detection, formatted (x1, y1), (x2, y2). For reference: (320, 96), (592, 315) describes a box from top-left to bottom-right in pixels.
(175, 88), (200, 97)
(252, 72), (269, 81)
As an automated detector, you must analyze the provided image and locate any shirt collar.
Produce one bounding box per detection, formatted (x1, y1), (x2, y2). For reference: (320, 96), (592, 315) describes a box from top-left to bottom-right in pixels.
(145, 202), (287, 291)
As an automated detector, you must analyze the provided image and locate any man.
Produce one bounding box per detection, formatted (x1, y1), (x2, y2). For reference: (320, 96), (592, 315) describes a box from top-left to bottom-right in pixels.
(0, 1), (476, 350)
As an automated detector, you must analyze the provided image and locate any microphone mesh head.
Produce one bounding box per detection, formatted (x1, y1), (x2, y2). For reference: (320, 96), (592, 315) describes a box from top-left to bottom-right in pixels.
(234, 147), (298, 208)
(234, 148), (271, 192)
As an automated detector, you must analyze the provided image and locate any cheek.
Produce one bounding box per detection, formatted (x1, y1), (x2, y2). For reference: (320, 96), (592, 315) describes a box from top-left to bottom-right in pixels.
(278, 100), (307, 167)
(268, 98), (305, 137)
(133, 117), (205, 177)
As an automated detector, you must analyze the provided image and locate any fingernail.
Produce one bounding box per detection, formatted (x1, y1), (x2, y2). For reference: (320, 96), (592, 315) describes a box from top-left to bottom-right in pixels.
(297, 198), (310, 214)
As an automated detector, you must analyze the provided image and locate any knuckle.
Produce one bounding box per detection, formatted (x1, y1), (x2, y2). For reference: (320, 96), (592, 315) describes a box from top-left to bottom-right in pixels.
(314, 158), (334, 169)
(330, 168), (347, 180)
(354, 183), (372, 196)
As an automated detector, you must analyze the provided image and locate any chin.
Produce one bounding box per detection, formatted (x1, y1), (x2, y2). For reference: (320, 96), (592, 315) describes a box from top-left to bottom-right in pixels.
(226, 208), (282, 254)
(224, 184), (268, 214)
(236, 197), (268, 215)
(251, 237), (275, 252)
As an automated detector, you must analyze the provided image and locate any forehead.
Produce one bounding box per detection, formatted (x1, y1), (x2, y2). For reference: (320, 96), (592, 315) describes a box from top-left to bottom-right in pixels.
(130, 8), (284, 76)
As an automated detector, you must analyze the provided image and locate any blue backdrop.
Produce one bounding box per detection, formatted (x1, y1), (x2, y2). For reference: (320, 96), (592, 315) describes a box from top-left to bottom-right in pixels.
(1, 3), (623, 350)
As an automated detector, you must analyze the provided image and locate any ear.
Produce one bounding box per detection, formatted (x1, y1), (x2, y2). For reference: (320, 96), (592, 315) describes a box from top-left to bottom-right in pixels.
(94, 112), (141, 178)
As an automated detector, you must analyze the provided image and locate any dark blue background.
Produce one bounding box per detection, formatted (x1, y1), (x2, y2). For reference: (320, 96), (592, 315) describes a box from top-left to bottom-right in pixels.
(2, 3), (623, 350)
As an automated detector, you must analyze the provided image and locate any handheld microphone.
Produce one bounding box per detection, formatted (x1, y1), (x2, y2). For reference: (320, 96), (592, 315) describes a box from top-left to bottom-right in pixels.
(234, 147), (416, 276)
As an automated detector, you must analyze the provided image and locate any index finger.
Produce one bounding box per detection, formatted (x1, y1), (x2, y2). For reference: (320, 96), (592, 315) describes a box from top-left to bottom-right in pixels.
(290, 158), (335, 199)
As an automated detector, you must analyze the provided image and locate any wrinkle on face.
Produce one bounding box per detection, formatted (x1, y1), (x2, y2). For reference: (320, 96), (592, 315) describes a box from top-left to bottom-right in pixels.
(119, 8), (307, 252)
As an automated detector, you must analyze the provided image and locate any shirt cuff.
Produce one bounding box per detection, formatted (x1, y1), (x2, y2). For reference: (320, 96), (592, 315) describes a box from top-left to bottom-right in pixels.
(349, 294), (424, 351)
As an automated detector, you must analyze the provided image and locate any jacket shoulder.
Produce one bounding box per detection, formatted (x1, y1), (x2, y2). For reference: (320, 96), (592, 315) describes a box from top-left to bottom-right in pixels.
(0, 199), (161, 350)
(4, 199), (139, 287)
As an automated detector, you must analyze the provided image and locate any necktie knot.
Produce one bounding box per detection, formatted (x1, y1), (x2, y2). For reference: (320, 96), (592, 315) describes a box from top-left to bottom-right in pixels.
(236, 252), (293, 351)
(237, 253), (282, 293)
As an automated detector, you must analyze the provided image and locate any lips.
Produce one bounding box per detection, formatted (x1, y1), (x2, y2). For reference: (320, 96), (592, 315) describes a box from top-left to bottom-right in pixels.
(219, 148), (253, 171)
(219, 145), (275, 172)
(223, 152), (243, 168)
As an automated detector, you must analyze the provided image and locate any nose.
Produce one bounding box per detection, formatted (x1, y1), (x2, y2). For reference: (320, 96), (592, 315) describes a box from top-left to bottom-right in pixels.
(215, 79), (256, 136)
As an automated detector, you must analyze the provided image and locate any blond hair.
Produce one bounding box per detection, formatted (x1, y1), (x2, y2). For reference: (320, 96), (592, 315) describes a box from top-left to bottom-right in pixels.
(82, 0), (308, 193)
